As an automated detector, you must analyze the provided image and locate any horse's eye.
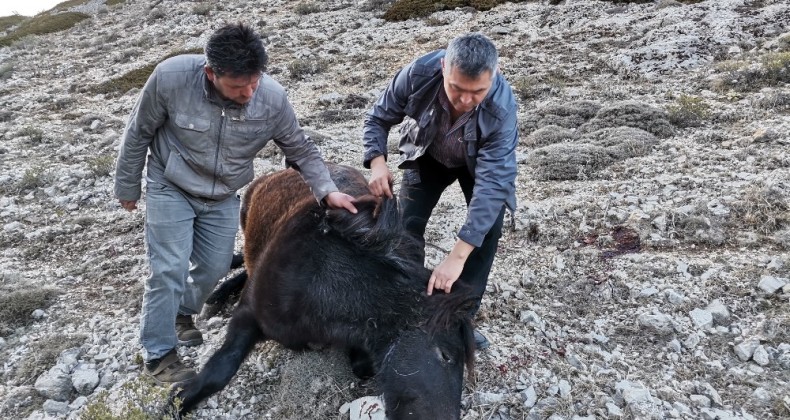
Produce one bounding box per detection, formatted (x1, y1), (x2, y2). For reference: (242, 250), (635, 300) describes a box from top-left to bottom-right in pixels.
(434, 347), (454, 364)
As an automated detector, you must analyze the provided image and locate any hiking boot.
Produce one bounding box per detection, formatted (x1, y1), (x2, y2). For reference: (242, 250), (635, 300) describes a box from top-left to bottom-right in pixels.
(473, 329), (490, 351)
(176, 314), (203, 346)
(143, 348), (196, 384)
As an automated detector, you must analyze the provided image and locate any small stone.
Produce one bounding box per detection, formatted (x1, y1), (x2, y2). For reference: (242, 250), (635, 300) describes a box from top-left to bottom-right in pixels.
(734, 340), (759, 361)
(752, 345), (770, 366)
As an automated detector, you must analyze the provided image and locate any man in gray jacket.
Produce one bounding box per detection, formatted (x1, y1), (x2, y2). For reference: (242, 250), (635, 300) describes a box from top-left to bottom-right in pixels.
(362, 33), (518, 350)
(115, 23), (357, 383)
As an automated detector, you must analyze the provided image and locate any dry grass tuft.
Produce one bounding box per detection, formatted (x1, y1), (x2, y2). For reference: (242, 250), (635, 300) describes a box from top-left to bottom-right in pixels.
(275, 349), (365, 419)
(0, 287), (60, 336)
(13, 334), (87, 384)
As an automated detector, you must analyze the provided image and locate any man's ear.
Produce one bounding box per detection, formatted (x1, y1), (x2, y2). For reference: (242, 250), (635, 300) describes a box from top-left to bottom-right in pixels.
(204, 66), (215, 82)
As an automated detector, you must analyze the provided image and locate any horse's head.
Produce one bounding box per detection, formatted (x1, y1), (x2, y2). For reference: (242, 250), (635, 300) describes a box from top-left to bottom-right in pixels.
(377, 288), (477, 419)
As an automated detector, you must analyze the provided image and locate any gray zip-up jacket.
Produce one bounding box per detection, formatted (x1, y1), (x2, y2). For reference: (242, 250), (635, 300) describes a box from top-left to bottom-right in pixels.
(362, 50), (518, 248)
(114, 54), (337, 203)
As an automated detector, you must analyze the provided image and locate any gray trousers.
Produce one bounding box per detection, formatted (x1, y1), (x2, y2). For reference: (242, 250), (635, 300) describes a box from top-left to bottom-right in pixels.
(140, 182), (239, 361)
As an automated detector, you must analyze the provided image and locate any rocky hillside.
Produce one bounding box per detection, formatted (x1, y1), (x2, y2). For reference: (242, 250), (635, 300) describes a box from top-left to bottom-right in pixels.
(0, 0), (788, 419)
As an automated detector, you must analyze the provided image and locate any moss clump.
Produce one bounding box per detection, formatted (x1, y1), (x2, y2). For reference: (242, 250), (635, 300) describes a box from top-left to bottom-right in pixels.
(0, 14), (29, 32)
(106, 0), (127, 5)
(0, 287), (60, 336)
(0, 12), (89, 47)
(92, 47), (204, 95)
(287, 57), (329, 80)
(382, 0), (529, 21)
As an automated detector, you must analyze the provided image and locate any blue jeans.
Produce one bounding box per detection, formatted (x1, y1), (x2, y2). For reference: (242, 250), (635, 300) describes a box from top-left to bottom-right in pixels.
(400, 154), (506, 315)
(140, 182), (239, 361)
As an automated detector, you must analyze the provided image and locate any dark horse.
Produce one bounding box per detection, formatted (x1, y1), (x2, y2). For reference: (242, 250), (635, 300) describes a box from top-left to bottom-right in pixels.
(171, 164), (477, 419)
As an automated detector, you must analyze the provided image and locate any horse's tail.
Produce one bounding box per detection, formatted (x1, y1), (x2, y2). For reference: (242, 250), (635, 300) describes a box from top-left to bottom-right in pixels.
(202, 253), (247, 317)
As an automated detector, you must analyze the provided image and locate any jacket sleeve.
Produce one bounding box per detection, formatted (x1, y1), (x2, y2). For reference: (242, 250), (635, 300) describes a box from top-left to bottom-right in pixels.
(270, 94), (338, 202)
(458, 107), (518, 247)
(114, 68), (167, 202)
(361, 63), (413, 168)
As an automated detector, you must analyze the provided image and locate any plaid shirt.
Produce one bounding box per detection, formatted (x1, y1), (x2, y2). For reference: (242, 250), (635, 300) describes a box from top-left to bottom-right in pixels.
(426, 88), (475, 169)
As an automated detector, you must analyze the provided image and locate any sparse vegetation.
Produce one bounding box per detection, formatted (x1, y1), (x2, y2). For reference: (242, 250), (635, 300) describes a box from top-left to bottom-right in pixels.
(106, 0), (127, 6)
(92, 47), (204, 95)
(88, 155), (115, 178)
(0, 12), (89, 47)
(0, 287), (60, 336)
(44, 0), (90, 13)
(0, 14), (29, 32)
(382, 0), (531, 21)
(666, 94), (711, 128)
(712, 51), (790, 92)
(17, 165), (48, 191)
(81, 377), (182, 420)
(293, 2), (322, 15)
(0, 62), (13, 80)
(19, 125), (44, 143)
(287, 57), (329, 80)
(728, 184), (789, 235)
(13, 334), (87, 384)
(191, 2), (212, 16)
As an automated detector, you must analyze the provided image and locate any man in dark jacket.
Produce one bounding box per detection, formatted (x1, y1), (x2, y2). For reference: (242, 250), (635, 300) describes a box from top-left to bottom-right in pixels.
(362, 33), (518, 350)
(115, 23), (357, 383)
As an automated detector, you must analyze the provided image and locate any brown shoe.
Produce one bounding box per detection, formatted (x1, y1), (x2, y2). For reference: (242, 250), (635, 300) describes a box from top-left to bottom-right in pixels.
(176, 314), (204, 346)
(143, 349), (196, 384)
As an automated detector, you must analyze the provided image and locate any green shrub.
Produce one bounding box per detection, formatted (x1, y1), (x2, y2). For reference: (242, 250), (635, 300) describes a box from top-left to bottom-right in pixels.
(0, 12), (89, 47)
(88, 155), (115, 177)
(666, 94), (711, 128)
(92, 47), (204, 95)
(81, 377), (183, 420)
(0, 14), (29, 32)
(18, 165), (48, 191)
(20, 125), (45, 143)
(0, 287), (59, 336)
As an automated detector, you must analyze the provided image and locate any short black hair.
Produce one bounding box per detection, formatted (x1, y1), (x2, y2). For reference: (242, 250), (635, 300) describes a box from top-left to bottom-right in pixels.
(205, 23), (268, 77)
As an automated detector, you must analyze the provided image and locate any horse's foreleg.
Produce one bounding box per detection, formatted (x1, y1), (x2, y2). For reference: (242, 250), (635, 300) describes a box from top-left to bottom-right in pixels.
(170, 306), (263, 415)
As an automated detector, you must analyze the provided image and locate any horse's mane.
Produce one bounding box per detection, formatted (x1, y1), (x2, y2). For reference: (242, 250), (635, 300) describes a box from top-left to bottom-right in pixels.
(324, 195), (427, 277)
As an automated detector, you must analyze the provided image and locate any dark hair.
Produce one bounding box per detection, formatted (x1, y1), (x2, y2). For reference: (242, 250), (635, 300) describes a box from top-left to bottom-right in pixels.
(205, 23), (268, 77)
(444, 33), (497, 78)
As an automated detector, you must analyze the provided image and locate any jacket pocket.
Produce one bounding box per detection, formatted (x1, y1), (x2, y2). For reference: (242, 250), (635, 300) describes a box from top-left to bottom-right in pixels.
(174, 113), (211, 132)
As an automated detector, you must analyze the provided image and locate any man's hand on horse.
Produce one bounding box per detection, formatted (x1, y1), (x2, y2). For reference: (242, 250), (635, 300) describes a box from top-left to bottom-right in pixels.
(368, 156), (394, 198)
(324, 191), (358, 214)
(427, 239), (474, 295)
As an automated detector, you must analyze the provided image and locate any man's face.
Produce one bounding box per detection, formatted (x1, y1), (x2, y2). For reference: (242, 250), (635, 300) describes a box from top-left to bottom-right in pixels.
(205, 67), (261, 105)
(441, 59), (494, 115)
